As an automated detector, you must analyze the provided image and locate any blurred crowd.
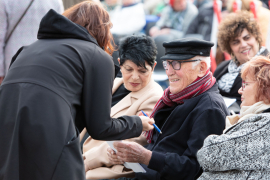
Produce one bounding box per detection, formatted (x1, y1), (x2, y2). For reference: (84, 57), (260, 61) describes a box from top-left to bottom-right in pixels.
(0, 0), (270, 85)
(1, 0), (270, 83)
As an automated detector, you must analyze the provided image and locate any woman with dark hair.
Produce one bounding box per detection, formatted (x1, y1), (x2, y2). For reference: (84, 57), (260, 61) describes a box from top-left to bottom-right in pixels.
(214, 11), (269, 107)
(198, 55), (270, 179)
(82, 35), (164, 179)
(0, 1), (154, 180)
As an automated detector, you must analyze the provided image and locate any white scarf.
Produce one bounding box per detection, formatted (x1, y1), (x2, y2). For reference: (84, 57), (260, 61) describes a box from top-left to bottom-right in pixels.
(224, 101), (270, 132)
(218, 47), (266, 93)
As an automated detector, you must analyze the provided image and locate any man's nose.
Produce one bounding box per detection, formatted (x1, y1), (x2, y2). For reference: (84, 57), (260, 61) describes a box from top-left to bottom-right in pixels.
(166, 63), (175, 76)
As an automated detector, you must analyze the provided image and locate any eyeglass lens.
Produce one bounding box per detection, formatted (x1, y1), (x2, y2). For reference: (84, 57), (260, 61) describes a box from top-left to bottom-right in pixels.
(162, 61), (181, 70)
(242, 81), (246, 90)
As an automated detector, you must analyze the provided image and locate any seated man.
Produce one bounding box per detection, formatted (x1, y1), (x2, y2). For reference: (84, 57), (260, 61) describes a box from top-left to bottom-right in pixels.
(149, 0), (198, 39)
(107, 38), (229, 180)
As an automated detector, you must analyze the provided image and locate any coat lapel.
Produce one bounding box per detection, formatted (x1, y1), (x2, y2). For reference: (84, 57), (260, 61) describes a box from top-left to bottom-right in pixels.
(111, 94), (132, 117)
(110, 79), (156, 117)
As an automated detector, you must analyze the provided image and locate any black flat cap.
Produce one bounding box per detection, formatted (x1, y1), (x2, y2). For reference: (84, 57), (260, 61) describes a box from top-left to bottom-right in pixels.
(160, 38), (214, 61)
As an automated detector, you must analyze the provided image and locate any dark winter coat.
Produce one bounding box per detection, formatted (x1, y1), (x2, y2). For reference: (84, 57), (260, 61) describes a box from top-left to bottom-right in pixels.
(135, 84), (229, 180)
(0, 9), (142, 180)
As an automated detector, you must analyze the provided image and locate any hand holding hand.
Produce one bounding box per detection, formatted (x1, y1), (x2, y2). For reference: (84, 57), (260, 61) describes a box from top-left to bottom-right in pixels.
(107, 147), (125, 165)
(112, 141), (152, 165)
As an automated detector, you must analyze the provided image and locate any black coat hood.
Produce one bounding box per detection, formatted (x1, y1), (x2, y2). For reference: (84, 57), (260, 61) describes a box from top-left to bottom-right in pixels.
(36, 9), (121, 78)
(37, 9), (99, 46)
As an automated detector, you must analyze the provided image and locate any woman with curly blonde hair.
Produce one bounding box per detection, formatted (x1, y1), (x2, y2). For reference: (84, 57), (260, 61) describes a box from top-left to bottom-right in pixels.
(214, 11), (269, 107)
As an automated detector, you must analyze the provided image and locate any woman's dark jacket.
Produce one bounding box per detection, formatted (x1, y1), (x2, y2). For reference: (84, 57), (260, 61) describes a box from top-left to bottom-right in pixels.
(0, 10), (142, 180)
(136, 84), (229, 180)
(214, 48), (269, 106)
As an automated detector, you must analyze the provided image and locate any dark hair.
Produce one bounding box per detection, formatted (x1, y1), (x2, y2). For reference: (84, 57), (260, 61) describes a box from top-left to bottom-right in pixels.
(118, 35), (157, 69)
(241, 55), (270, 103)
(218, 11), (262, 55)
(62, 1), (115, 55)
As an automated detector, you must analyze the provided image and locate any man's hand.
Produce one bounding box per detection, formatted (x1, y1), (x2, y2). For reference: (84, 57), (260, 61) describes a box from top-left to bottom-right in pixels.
(108, 141), (152, 165)
(107, 147), (125, 165)
(140, 116), (154, 131)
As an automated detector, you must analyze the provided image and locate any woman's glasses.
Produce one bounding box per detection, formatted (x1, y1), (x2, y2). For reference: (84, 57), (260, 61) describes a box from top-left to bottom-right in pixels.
(242, 81), (256, 90)
(162, 59), (201, 70)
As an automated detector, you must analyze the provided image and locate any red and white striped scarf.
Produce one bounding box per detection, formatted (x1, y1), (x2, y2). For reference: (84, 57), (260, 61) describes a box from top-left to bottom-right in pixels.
(144, 69), (216, 143)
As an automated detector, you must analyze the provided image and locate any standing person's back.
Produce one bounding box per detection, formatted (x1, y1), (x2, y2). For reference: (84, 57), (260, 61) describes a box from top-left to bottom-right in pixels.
(0, 2), (155, 179)
(0, 0), (64, 80)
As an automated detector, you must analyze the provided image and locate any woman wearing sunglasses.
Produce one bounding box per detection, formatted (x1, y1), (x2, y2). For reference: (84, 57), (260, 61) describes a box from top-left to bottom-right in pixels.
(197, 55), (270, 179)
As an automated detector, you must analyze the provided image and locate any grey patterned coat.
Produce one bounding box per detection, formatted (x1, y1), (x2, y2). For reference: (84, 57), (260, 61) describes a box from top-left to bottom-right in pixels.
(197, 111), (270, 180)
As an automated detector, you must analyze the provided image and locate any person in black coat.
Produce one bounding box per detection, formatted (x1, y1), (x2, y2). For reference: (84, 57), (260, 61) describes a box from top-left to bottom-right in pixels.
(106, 38), (229, 180)
(0, 2), (154, 180)
(214, 11), (269, 107)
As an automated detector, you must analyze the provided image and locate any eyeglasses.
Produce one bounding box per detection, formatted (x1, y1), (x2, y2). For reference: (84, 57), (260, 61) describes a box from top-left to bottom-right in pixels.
(241, 81), (256, 90)
(162, 59), (201, 70)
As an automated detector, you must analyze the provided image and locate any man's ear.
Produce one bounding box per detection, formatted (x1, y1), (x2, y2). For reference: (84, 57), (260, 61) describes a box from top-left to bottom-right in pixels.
(198, 60), (208, 77)
(117, 58), (120, 64)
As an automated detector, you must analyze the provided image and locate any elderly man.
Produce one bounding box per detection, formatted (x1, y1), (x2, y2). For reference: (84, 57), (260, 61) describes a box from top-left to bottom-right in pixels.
(107, 38), (229, 180)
